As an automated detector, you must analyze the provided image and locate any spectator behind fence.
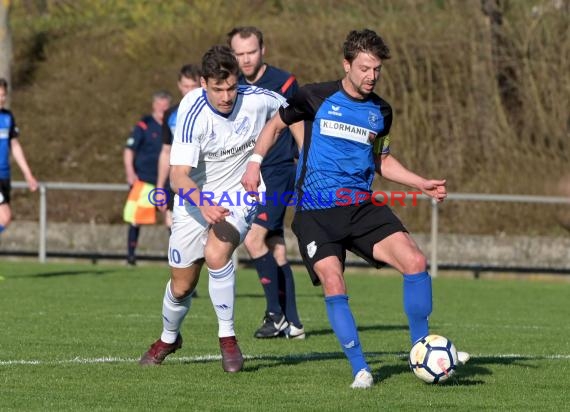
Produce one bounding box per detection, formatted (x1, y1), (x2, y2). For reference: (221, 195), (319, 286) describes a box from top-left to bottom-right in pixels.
(0, 78), (38, 236)
(123, 90), (172, 266)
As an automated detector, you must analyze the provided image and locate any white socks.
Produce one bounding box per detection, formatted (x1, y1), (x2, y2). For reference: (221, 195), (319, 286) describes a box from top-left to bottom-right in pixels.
(160, 280), (192, 343)
(159, 260), (236, 342)
(208, 260), (236, 338)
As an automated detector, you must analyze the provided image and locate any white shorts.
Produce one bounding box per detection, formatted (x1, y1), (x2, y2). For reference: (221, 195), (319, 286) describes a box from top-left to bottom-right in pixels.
(168, 200), (259, 268)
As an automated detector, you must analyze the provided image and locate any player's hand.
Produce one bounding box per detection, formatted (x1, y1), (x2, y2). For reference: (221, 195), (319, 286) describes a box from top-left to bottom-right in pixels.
(241, 161), (261, 194)
(26, 175), (38, 192)
(199, 203), (230, 225)
(420, 179), (447, 202)
(126, 173), (138, 186)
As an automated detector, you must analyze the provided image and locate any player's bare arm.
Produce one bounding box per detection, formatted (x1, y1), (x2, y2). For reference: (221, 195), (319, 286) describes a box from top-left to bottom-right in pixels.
(156, 144), (171, 212)
(288, 120), (305, 151)
(241, 113), (287, 193)
(170, 164), (229, 224)
(377, 153), (447, 202)
(123, 148), (138, 185)
(157, 144), (171, 191)
(10, 139), (38, 192)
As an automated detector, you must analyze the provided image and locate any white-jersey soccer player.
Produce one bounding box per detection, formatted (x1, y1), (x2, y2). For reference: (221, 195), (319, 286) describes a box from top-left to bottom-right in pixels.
(169, 84), (280, 265)
(139, 45), (284, 373)
(171, 84), (276, 214)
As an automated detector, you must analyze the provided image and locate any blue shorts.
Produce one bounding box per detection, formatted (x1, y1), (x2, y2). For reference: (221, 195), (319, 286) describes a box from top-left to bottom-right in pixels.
(255, 164), (296, 235)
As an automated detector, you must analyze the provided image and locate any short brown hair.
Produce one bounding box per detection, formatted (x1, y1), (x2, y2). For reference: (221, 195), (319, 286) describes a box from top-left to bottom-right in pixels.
(201, 45), (240, 81)
(226, 26), (264, 49)
(343, 29), (391, 64)
(178, 64), (202, 82)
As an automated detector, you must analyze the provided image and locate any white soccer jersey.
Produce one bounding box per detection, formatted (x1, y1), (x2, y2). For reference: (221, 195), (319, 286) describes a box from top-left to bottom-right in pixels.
(170, 85), (284, 203)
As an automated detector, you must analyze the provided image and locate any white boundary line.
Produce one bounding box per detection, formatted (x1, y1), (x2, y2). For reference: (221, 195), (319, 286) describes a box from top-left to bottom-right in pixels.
(1, 352), (569, 366)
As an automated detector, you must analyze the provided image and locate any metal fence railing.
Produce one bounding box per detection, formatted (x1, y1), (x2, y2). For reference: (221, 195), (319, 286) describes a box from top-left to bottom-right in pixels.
(11, 181), (128, 264)
(9, 181), (570, 276)
(429, 193), (570, 277)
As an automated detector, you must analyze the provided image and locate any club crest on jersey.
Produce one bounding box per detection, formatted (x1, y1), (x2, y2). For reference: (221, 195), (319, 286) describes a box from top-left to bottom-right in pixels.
(307, 241), (317, 258)
(368, 111), (379, 128)
(233, 117), (251, 136)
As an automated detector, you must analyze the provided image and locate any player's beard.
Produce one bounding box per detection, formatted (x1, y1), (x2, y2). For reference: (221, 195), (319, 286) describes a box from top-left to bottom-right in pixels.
(244, 62), (264, 83)
(359, 80), (376, 96)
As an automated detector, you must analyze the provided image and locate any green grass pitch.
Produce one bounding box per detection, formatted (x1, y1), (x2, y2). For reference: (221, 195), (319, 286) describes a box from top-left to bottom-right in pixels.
(0, 261), (568, 411)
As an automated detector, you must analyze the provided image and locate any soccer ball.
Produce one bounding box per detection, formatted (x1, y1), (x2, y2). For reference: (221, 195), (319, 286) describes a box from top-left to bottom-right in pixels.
(409, 335), (458, 384)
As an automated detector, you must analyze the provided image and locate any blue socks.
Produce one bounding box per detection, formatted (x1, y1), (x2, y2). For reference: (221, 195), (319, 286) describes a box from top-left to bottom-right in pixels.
(254, 253), (303, 328)
(127, 224), (140, 259)
(279, 264), (302, 328)
(324, 273), (431, 376)
(324, 272), (431, 376)
(253, 251), (281, 315)
(325, 295), (369, 376)
(403, 271), (432, 344)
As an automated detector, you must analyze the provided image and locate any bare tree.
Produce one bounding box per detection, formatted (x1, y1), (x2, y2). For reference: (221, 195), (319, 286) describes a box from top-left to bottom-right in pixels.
(0, 0), (12, 105)
(480, 0), (522, 124)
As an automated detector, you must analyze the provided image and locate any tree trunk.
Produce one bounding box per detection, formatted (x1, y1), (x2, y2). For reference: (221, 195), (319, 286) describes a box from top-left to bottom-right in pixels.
(480, 0), (522, 125)
(0, 0), (12, 106)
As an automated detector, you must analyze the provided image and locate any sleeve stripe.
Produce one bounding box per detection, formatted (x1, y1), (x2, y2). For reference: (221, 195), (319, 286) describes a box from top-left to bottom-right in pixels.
(181, 97), (206, 143)
(239, 87), (281, 100)
(137, 120), (148, 130)
(280, 75), (296, 94)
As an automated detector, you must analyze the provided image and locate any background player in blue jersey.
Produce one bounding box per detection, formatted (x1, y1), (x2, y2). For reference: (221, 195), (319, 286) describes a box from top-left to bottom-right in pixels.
(123, 90), (172, 265)
(157, 64), (201, 229)
(228, 26), (304, 339)
(242, 29), (469, 388)
(0, 78), (38, 236)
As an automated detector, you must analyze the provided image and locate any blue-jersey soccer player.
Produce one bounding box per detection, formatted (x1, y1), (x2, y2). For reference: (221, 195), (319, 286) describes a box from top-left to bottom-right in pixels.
(228, 26), (305, 340)
(0, 78), (38, 235)
(242, 29), (470, 388)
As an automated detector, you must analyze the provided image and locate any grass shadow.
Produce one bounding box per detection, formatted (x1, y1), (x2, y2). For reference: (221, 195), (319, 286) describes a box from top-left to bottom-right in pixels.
(306, 323), (408, 338)
(7, 269), (114, 278)
(374, 354), (541, 386)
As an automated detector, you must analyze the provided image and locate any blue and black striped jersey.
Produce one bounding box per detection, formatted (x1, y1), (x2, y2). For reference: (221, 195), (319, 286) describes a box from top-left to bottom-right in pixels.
(0, 108), (19, 179)
(279, 80), (392, 211)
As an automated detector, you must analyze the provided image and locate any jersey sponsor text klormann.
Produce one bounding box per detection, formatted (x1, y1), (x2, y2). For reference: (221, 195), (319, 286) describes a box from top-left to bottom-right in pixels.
(148, 187), (422, 208)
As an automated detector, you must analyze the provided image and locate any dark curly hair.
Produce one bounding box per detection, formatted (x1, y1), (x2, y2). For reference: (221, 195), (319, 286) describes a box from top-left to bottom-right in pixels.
(178, 64), (202, 82)
(201, 45), (239, 82)
(343, 29), (391, 64)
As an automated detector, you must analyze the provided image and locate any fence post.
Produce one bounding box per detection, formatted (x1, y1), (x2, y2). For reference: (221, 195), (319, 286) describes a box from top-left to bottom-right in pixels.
(430, 198), (439, 277)
(39, 183), (47, 263)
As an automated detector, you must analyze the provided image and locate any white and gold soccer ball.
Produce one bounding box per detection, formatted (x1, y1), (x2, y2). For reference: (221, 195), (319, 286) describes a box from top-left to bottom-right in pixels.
(409, 334), (458, 384)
